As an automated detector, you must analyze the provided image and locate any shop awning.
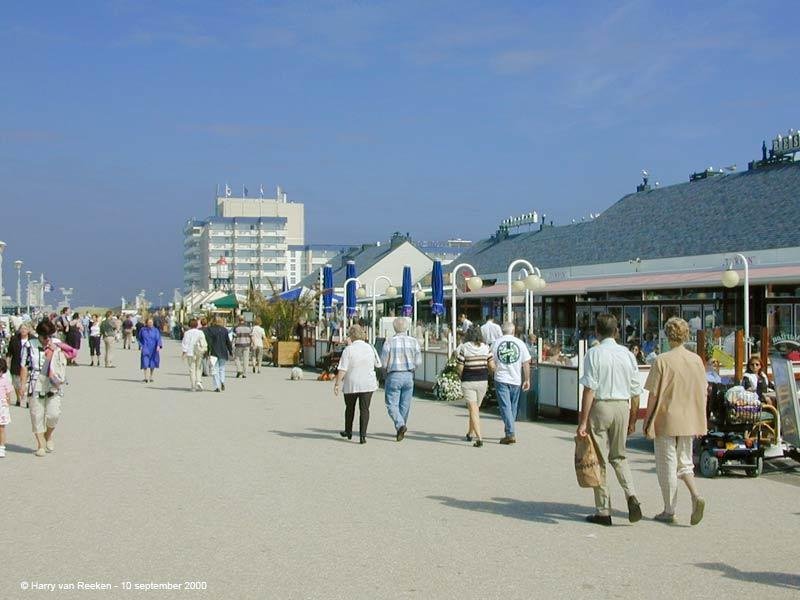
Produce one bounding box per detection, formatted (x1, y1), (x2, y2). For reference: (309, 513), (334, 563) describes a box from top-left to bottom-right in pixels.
(458, 264), (800, 298)
(211, 293), (239, 309)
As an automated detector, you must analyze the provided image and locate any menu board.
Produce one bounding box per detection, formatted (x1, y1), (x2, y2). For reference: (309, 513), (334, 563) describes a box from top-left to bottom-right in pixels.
(771, 356), (800, 448)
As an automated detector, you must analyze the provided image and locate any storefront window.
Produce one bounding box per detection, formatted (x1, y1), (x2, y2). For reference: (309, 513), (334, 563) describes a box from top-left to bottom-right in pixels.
(623, 306), (641, 345)
(796, 305), (800, 337)
(643, 306), (659, 340)
(682, 305), (702, 337)
(646, 289), (681, 301)
(768, 304), (794, 338)
(767, 285), (800, 298)
(704, 305), (722, 331)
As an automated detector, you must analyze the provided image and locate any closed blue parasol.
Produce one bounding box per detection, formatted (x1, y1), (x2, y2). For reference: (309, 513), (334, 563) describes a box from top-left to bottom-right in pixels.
(401, 265), (413, 317)
(323, 265), (333, 315)
(281, 276), (289, 292)
(345, 261), (357, 317)
(431, 260), (445, 316)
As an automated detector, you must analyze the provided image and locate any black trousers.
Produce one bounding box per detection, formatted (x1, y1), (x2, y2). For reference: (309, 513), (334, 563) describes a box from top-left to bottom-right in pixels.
(89, 336), (101, 356)
(344, 392), (373, 435)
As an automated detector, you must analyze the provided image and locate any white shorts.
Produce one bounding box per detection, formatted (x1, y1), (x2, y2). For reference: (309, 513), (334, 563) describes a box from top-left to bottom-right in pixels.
(461, 380), (488, 406)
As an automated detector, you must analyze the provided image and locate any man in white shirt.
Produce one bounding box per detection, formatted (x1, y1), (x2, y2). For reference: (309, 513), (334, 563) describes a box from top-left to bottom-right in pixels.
(181, 318), (207, 392)
(250, 317), (267, 374)
(577, 313), (643, 527)
(480, 316), (503, 345)
(491, 322), (531, 444)
(459, 314), (472, 333)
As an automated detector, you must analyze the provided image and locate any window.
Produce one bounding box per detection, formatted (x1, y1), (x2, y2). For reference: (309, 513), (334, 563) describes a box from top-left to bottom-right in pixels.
(768, 304), (794, 338)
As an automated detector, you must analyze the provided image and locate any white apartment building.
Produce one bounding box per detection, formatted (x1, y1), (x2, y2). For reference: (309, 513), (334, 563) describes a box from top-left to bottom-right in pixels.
(183, 192), (305, 296)
(286, 244), (354, 288)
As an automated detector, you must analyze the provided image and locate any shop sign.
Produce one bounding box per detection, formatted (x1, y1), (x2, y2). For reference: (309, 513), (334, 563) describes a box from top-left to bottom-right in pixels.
(771, 356), (800, 447)
(772, 131), (800, 156)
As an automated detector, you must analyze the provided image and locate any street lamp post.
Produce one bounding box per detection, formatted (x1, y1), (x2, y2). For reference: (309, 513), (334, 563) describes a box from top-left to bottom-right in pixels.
(342, 277), (365, 337)
(0, 240), (6, 315)
(25, 270), (32, 315)
(14, 260), (23, 315)
(412, 283), (425, 332)
(506, 259), (546, 334)
(370, 275), (397, 345)
(450, 262), (483, 354)
(722, 253), (750, 356)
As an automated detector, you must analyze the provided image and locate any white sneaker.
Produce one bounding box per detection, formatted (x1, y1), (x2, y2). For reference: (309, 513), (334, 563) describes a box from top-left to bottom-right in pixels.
(195, 383), (204, 391)
(0, 446), (5, 458)
(34, 448), (46, 457)
(46, 439), (55, 453)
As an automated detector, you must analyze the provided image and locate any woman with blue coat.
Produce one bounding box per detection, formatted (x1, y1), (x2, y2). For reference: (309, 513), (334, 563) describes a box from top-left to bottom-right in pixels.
(137, 317), (162, 383)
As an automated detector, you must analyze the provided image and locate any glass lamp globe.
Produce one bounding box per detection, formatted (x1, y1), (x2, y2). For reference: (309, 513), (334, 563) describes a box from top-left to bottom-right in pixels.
(414, 289), (425, 300)
(524, 274), (540, 290)
(535, 277), (547, 290)
(385, 286), (398, 296)
(721, 269), (740, 288)
(511, 280), (526, 292)
(356, 287), (366, 299)
(467, 276), (483, 290)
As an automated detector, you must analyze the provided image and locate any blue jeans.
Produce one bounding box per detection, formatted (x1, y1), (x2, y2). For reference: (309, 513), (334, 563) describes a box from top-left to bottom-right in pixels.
(495, 381), (521, 437)
(385, 371), (414, 430)
(212, 358), (227, 390)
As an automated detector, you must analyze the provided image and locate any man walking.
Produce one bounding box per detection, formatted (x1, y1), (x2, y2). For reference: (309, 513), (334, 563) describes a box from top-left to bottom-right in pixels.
(100, 311), (118, 367)
(204, 317), (233, 392)
(491, 322), (531, 444)
(577, 313), (643, 527)
(232, 316), (252, 378)
(181, 318), (207, 392)
(480, 315), (503, 346)
(250, 317), (267, 374)
(380, 317), (422, 441)
(121, 314), (134, 349)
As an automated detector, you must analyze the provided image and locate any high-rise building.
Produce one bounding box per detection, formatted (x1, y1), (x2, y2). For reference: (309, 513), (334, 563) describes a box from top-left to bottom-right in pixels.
(183, 190), (305, 296)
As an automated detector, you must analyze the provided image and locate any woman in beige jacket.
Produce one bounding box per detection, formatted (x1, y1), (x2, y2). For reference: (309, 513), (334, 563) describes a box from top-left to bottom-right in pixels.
(643, 317), (707, 525)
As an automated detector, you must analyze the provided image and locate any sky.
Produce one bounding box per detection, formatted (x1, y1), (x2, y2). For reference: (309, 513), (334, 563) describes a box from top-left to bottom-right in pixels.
(2, 0), (799, 306)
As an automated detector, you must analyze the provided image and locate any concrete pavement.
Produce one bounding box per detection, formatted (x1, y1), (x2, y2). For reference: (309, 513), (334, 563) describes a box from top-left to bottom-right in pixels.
(2, 338), (799, 599)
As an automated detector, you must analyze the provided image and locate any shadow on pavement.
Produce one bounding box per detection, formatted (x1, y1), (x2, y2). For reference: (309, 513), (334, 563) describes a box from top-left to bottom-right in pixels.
(4, 443), (34, 454)
(695, 562), (800, 590)
(369, 431), (466, 446)
(427, 495), (590, 524)
(271, 429), (350, 443)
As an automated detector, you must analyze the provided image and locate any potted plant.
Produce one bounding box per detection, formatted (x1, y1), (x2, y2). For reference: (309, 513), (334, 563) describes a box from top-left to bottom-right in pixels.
(250, 288), (317, 367)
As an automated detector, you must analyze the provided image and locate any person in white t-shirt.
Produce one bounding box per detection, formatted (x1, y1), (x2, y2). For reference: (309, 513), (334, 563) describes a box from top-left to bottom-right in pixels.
(334, 325), (381, 444)
(480, 316), (503, 346)
(250, 317), (267, 374)
(181, 318), (207, 391)
(491, 322), (531, 444)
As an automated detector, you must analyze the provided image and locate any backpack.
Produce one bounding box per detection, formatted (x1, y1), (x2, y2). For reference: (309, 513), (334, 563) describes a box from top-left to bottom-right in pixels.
(193, 332), (208, 355)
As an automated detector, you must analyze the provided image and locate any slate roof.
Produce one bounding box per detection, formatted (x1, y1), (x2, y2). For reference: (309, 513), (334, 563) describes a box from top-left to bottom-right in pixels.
(448, 163), (800, 275)
(297, 242), (404, 289)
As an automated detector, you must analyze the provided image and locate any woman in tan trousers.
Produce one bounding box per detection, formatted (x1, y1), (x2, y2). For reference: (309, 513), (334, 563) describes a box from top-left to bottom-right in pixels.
(643, 317), (707, 525)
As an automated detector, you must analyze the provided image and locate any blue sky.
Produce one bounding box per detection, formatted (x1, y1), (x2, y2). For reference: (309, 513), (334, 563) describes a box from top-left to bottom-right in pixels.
(2, 0), (798, 306)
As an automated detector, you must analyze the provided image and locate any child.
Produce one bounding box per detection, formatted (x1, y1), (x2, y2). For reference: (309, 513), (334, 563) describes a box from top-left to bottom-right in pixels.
(0, 357), (12, 457)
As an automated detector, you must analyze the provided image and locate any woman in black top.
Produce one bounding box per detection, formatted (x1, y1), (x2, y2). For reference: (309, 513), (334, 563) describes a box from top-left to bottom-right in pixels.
(6, 323), (33, 407)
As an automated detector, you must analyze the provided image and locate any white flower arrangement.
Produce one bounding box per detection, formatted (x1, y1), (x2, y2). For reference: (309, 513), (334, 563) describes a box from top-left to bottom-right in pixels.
(434, 370), (462, 402)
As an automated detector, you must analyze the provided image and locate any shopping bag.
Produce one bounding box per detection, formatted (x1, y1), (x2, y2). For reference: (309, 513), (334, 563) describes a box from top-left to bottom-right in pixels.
(574, 435), (602, 488)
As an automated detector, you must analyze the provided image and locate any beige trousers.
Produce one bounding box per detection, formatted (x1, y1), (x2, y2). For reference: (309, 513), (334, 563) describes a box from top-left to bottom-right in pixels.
(30, 393), (61, 434)
(103, 336), (115, 366)
(186, 354), (204, 390)
(589, 400), (636, 515)
(251, 347), (264, 372)
(234, 347), (250, 374)
(654, 435), (694, 514)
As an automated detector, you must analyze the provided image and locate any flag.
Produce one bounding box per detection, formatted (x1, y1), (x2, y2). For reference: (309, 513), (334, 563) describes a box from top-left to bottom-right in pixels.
(244, 186), (248, 197)
(225, 183), (231, 197)
(259, 184), (264, 198)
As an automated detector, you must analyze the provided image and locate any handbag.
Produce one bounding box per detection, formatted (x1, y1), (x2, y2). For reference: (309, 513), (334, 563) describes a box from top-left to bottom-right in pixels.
(574, 435), (602, 488)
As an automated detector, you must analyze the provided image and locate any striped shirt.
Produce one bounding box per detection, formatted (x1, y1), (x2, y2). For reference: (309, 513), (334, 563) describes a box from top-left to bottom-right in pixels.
(380, 334), (422, 373)
(233, 325), (252, 348)
(457, 342), (493, 382)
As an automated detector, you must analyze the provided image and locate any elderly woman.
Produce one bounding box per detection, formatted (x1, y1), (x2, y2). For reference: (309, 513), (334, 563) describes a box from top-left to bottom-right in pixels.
(31, 319), (67, 457)
(334, 324), (381, 444)
(137, 317), (162, 383)
(643, 317), (707, 525)
(456, 325), (494, 447)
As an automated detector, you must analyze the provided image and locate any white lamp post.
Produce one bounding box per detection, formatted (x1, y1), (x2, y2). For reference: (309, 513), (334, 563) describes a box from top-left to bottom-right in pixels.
(14, 259), (23, 315)
(370, 275), (396, 345)
(721, 253), (750, 356)
(412, 283), (425, 332)
(0, 241), (6, 315)
(25, 270), (32, 315)
(450, 262), (483, 354)
(342, 276), (365, 337)
(506, 259), (545, 329)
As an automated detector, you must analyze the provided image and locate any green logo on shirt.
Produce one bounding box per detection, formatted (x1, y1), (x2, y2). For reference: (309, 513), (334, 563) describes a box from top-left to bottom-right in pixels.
(496, 341), (520, 364)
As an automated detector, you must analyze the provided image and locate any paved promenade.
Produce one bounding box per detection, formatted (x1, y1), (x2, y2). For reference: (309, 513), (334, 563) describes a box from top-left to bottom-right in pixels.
(3, 339), (799, 599)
